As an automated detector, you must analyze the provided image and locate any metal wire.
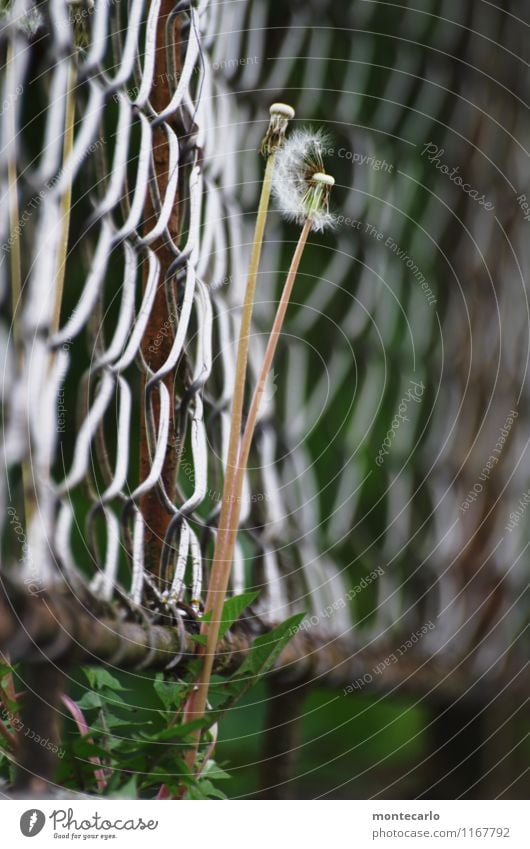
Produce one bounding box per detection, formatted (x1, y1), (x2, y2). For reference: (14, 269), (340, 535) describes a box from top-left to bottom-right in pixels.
(0, 0), (527, 685)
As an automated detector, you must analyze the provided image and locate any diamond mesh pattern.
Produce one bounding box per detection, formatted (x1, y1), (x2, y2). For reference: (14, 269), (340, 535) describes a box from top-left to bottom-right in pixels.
(0, 0), (528, 681)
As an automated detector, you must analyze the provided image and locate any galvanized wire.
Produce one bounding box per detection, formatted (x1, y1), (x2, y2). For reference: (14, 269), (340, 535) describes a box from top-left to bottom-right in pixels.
(0, 0), (528, 684)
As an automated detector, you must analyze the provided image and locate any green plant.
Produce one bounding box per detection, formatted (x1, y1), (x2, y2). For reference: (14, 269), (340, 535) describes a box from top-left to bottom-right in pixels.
(183, 103), (295, 762)
(186, 123), (335, 775)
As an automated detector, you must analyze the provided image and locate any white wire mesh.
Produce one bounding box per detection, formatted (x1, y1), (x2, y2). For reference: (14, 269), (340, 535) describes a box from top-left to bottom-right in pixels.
(0, 0), (528, 682)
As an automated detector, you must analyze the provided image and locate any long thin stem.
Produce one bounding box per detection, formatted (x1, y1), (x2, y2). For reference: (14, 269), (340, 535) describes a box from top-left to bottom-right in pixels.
(39, 59), (76, 489)
(220, 218), (312, 588)
(185, 218), (312, 773)
(7, 45), (22, 360)
(51, 60), (77, 339)
(206, 153), (277, 611)
(6, 40), (33, 526)
(60, 694), (107, 791)
(182, 153), (276, 764)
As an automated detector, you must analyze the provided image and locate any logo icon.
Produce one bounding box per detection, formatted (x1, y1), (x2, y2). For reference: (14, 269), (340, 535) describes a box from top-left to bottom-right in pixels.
(20, 810), (46, 837)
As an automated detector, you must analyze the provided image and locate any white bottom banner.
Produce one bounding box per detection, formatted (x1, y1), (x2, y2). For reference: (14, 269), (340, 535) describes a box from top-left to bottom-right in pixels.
(2, 799), (527, 848)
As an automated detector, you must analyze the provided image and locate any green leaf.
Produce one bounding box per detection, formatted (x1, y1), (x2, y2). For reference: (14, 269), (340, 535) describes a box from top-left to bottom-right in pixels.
(104, 714), (134, 729)
(210, 613), (304, 719)
(111, 775), (138, 798)
(76, 691), (103, 710)
(184, 659), (202, 680)
(219, 590), (260, 636)
(109, 743), (150, 764)
(83, 668), (125, 691)
(99, 689), (128, 707)
(237, 613), (304, 678)
(189, 779), (227, 800)
(72, 738), (111, 760)
(141, 768), (186, 796)
(137, 717), (206, 743)
(0, 694), (18, 714)
(153, 674), (186, 711)
(201, 760), (230, 781)
(202, 590), (260, 639)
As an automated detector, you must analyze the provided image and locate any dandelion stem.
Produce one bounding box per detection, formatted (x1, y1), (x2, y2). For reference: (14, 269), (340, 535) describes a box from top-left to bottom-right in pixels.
(200, 101), (296, 647)
(41, 58), (77, 488)
(219, 217), (312, 596)
(7, 45), (22, 361)
(182, 153), (276, 765)
(50, 60), (77, 339)
(205, 152), (276, 614)
(184, 218), (312, 778)
(209, 151), (277, 599)
(182, 105), (297, 782)
(60, 694), (107, 791)
(6, 39), (33, 527)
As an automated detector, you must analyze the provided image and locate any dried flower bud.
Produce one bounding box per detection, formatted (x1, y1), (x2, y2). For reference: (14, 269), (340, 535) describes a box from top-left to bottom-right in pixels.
(260, 102), (295, 157)
(67, 0), (94, 49)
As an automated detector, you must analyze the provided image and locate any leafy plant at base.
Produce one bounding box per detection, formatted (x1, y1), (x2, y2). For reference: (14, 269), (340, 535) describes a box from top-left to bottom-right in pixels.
(55, 599), (302, 798)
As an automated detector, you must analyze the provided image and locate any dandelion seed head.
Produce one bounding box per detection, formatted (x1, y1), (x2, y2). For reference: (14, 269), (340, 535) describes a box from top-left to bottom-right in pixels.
(1, 1), (44, 38)
(19, 6), (43, 37)
(272, 129), (335, 232)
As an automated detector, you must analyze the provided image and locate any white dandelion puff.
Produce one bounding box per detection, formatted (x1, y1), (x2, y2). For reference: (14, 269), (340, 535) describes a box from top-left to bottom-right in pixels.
(0, 1), (44, 38)
(272, 128), (336, 232)
(18, 6), (43, 38)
